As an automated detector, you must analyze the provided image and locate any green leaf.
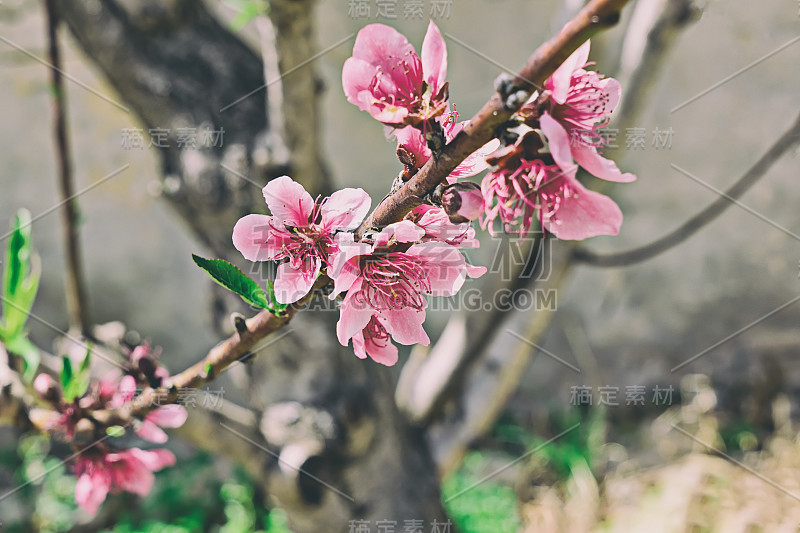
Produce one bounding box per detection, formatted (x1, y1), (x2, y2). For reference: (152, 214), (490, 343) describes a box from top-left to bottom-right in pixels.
(5, 335), (40, 382)
(1, 209), (41, 341)
(79, 345), (92, 374)
(106, 425), (126, 437)
(3, 209), (31, 299)
(60, 356), (73, 391)
(192, 255), (270, 310)
(264, 279), (289, 314)
(60, 354), (90, 402)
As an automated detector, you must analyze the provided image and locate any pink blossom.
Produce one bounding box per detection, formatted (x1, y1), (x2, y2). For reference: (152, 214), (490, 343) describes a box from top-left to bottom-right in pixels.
(127, 342), (170, 385)
(481, 154), (622, 240)
(135, 404), (188, 444)
(540, 40), (635, 183)
(233, 176), (371, 304)
(329, 227), (483, 365)
(394, 114), (500, 183)
(406, 204), (479, 248)
(74, 448), (175, 515)
(342, 21), (449, 127)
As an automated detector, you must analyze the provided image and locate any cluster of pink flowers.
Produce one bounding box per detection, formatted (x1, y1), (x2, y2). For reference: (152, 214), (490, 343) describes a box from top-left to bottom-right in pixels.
(31, 344), (186, 515)
(233, 175), (485, 366)
(233, 24), (634, 367)
(481, 40), (635, 239)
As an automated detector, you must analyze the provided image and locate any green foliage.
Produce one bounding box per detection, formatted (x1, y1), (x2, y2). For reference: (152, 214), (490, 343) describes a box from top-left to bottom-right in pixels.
(719, 419), (760, 452)
(0, 209), (41, 381)
(521, 408), (606, 482)
(60, 347), (92, 402)
(0, 439), (294, 533)
(192, 254), (288, 314)
(228, 0), (269, 30)
(442, 452), (522, 533)
(263, 277), (289, 314)
(442, 409), (607, 533)
(0, 434), (80, 533)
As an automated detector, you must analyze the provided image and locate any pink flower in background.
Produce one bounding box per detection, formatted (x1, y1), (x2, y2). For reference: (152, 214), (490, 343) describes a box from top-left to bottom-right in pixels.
(394, 114), (500, 183)
(74, 447), (175, 515)
(233, 176), (371, 304)
(540, 40), (635, 183)
(329, 227), (483, 365)
(135, 404), (188, 444)
(342, 21), (449, 126)
(481, 155), (622, 240)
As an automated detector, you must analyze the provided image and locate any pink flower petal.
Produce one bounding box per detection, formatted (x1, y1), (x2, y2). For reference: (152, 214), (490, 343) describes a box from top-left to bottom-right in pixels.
(320, 188), (372, 230)
(136, 420), (169, 443)
(540, 113), (579, 177)
(274, 258), (320, 304)
(466, 262), (487, 278)
(108, 452), (155, 496)
(351, 24), (415, 71)
(449, 138), (501, 181)
(571, 141), (637, 182)
(329, 256), (364, 299)
(343, 57), (385, 112)
(421, 20), (447, 93)
(108, 374), (137, 409)
(548, 40), (591, 104)
(598, 76), (621, 114)
(75, 470), (109, 516)
(232, 214), (277, 262)
(328, 234), (371, 297)
(262, 176), (314, 226)
(33, 374), (58, 396)
(364, 335), (399, 366)
(128, 448), (176, 472)
(336, 279), (374, 345)
(407, 242), (467, 297)
(351, 331), (369, 360)
(395, 125), (430, 167)
(382, 307), (430, 346)
(385, 220), (425, 243)
(145, 404), (188, 428)
(542, 181), (623, 240)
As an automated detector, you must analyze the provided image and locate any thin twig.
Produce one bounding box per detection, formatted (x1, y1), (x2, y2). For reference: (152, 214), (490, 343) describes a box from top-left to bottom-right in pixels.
(573, 111), (800, 267)
(124, 278), (329, 419)
(43, 0), (91, 335)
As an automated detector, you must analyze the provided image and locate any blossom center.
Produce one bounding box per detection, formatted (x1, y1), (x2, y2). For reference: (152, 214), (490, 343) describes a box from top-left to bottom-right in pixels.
(369, 52), (424, 109)
(363, 316), (391, 347)
(357, 252), (430, 311)
(556, 70), (612, 143)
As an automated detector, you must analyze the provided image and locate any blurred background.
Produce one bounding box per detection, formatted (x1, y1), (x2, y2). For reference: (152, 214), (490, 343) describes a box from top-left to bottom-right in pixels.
(1, 0), (800, 531)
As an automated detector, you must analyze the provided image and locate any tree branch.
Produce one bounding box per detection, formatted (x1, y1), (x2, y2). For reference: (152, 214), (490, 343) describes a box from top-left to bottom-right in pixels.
(123, 277), (329, 419)
(43, 0), (91, 335)
(411, 0), (700, 473)
(358, 0), (632, 235)
(573, 110), (800, 267)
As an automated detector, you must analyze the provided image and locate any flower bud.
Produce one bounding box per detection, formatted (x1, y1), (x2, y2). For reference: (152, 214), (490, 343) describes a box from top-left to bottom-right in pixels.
(33, 374), (61, 404)
(441, 182), (484, 224)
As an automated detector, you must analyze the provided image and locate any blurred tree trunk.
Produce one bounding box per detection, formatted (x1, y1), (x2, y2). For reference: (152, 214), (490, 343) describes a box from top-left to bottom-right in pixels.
(57, 0), (450, 531)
